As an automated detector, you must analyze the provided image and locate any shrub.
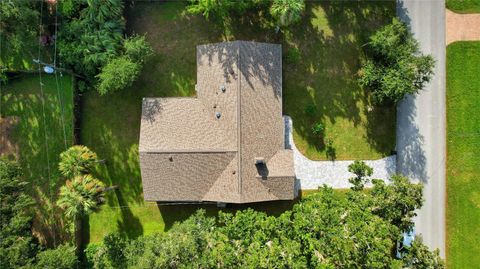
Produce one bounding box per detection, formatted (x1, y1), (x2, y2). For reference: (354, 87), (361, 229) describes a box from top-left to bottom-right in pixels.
(270, 0), (305, 27)
(311, 122), (325, 136)
(124, 35), (153, 64)
(96, 56), (141, 95)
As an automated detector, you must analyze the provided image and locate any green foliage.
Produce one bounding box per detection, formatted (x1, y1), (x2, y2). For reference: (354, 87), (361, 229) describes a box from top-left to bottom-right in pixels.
(0, 1), (39, 70)
(348, 160), (373, 191)
(123, 35), (153, 64)
(59, 145), (99, 178)
(359, 18), (435, 104)
(270, 0), (305, 27)
(311, 122), (325, 136)
(186, 0), (267, 19)
(0, 159), (38, 269)
(35, 244), (78, 269)
(86, 169), (443, 268)
(402, 237), (445, 269)
(285, 47), (301, 64)
(371, 175), (423, 232)
(96, 56), (141, 95)
(58, 0), (125, 79)
(57, 174), (106, 221)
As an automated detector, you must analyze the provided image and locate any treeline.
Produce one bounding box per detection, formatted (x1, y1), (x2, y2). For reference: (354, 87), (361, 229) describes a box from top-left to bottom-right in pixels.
(85, 163), (444, 269)
(1, 156), (444, 268)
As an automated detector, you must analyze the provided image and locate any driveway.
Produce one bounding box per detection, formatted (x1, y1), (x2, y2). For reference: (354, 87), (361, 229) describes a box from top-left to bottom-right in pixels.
(285, 116), (396, 190)
(396, 0), (446, 257)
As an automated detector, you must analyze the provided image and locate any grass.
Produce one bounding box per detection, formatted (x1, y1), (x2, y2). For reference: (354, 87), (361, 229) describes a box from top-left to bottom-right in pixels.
(0, 73), (74, 244)
(81, 1), (396, 242)
(446, 41), (480, 269)
(447, 0), (480, 13)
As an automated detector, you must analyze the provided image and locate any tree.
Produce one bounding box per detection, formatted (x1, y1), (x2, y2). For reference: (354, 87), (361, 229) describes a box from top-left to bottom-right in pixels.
(370, 175), (424, 232)
(270, 0), (305, 27)
(57, 174), (106, 221)
(348, 160), (373, 191)
(359, 18), (435, 104)
(35, 244), (78, 269)
(58, 0), (125, 78)
(59, 145), (99, 178)
(85, 171), (443, 268)
(0, 1), (39, 71)
(123, 35), (153, 64)
(0, 159), (38, 268)
(402, 237), (445, 269)
(96, 56), (141, 95)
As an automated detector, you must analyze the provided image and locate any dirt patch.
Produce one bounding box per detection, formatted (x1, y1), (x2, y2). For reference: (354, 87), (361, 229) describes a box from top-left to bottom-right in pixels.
(0, 116), (19, 157)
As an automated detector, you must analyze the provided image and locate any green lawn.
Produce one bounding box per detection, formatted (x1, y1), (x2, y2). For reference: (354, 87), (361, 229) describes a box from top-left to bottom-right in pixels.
(447, 0), (480, 13)
(1, 74), (74, 244)
(81, 1), (396, 242)
(446, 41), (480, 269)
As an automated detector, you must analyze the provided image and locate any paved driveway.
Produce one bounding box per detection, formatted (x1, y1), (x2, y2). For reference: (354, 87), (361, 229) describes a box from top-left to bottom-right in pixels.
(285, 116), (396, 190)
(396, 0), (446, 257)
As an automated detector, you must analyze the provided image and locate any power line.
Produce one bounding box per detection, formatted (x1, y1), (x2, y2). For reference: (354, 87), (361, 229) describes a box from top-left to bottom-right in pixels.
(36, 0), (57, 247)
(52, 2), (68, 150)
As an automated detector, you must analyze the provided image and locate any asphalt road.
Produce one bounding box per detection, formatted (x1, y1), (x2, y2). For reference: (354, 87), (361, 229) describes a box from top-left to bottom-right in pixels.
(396, 0), (446, 257)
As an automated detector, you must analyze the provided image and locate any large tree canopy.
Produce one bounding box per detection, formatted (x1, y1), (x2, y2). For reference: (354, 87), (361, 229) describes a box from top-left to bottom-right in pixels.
(0, 1), (39, 71)
(359, 18), (435, 105)
(58, 0), (152, 95)
(87, 171), (444, 269)
(0, 159), (38, 269)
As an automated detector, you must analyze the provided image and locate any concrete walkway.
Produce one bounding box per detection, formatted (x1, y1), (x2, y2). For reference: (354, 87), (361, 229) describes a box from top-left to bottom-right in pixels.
(397, 0), (446, 257)
(447, 9), (480, 44)
(285, 116), (396, 190)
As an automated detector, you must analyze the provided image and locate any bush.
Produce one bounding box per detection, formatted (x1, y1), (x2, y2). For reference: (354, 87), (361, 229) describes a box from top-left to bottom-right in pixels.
(311, 122), (325, 136)
(359, 18), (435, 104)
(270, 0), (305, 27)
(124, 35), (153, 64)
(96, 56), (141, 95)
(35, 245), (78, 269)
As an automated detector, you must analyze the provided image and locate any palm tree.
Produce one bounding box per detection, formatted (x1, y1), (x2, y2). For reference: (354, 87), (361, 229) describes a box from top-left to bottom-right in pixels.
(270, 0), (305, 27)
(58, 145), (99, 178)
(57, 174), (106, 246)
(57, 174), (106, 219)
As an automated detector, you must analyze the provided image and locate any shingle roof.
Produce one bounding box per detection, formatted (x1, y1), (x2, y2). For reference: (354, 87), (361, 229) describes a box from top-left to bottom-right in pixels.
(139, 41), (295, 203)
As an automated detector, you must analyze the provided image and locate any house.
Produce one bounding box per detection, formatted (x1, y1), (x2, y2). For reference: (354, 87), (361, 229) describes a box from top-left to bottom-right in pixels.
(139, 41), (295, 204)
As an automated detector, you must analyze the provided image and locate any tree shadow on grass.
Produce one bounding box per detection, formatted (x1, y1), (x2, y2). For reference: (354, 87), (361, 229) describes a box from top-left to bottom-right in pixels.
(115, 189), (144, 240)
(158, 194), (305, 231)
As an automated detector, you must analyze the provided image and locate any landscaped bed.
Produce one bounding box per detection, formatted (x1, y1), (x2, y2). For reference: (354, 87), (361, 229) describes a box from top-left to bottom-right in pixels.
(446, 41), (480, 269)
(0, 73), (74, 244)
(81, 1), (396, 242)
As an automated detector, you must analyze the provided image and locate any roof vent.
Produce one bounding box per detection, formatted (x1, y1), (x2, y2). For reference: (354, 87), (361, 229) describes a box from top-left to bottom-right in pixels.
(215, 112), (221, 119)
(220, 85), (226, 93)
(255, 157), (266, 165)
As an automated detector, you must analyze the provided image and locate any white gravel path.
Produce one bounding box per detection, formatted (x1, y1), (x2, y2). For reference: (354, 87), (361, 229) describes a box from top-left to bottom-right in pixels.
(284, 116), (396, 190)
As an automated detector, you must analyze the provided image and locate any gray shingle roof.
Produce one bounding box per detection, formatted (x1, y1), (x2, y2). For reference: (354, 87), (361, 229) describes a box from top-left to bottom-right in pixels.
(139, 41), (295, 203)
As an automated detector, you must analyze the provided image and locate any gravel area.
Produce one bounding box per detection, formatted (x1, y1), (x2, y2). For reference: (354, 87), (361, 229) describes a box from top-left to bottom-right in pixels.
(284, 116), (396, 190)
